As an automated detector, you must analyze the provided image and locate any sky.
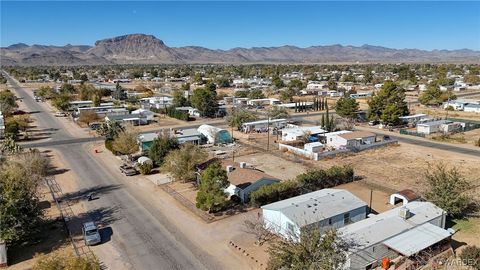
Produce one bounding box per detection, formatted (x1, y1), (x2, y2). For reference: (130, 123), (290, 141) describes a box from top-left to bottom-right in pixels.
(1, 1), (480, 50)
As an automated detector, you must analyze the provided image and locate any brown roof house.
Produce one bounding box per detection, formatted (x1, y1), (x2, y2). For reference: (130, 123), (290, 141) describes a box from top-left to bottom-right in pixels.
(221, 160), (280, 203)
(325, 130), (376, 149)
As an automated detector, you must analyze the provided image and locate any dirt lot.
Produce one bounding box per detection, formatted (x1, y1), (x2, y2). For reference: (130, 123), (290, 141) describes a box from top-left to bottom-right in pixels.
(6, 149), (75, 270)
(411, 105), (480, 121)
(318, 143), (479, 198)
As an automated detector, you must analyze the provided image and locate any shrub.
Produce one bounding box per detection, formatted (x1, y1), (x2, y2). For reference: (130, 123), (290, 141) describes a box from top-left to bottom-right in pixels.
(250, 165), (355, 206)
(33, 250), (101, 270)
(104, 139), (119, 155)
(459, 246), (480, 270)
(138, 162), (153, 175)
(165, 106), (190, 121)
(250, 180), (301, 207)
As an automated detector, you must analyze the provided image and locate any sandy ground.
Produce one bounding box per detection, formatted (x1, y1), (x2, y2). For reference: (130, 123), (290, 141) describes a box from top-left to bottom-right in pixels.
(88, 141), (261, 269)
(6, 149), (78, 269)
(43, 148), (131, 270)
(411, 106), (480, 121)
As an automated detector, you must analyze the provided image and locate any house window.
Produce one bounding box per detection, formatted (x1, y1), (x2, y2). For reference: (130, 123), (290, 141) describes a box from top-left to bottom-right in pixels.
(343, 213), (351, 225)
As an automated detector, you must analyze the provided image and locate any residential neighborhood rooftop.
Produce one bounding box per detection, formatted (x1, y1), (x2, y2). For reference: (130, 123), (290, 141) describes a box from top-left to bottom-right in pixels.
(338, 131), (376, 140)
(261, 189), (367, 227)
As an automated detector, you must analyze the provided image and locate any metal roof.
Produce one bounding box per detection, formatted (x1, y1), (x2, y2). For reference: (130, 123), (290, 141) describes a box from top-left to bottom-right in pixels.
(281, 126), (326, 136)
(383, 222), (451, 257)
(138, 133), (159, 142)
(417, 120), (451, 127)
(243, 118), (287, 126)
(261, 189), (367, 227)
(339, 202), (446, 252)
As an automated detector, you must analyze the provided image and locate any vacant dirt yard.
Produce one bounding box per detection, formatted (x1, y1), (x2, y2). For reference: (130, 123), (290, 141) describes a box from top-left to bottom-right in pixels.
(318, 143), (479, 199)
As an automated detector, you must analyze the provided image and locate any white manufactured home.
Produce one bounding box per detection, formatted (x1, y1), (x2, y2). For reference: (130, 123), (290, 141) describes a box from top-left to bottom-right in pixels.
(262, 189), (367, 239)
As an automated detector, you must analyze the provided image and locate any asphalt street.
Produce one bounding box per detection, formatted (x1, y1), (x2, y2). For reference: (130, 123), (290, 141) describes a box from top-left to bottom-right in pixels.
(3, 71), (218, 270)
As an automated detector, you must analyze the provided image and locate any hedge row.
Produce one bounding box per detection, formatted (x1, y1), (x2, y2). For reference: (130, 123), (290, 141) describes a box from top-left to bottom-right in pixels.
(150, 107), (190, 121)
(250, 165), (354, 207)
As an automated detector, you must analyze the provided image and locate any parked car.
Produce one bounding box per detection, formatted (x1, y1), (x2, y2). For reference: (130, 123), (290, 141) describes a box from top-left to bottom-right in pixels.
(54, 112), (67, 117)
(82, 221), (101, 246)
(89, 123), (101, 130)
(368, 120), (380, 126)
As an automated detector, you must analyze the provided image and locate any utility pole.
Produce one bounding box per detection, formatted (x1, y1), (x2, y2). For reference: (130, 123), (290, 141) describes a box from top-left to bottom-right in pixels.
(368, 189), (373, 215)
(266, 117), (270, 151)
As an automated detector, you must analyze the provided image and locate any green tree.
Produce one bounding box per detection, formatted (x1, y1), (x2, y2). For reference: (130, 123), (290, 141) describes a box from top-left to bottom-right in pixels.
(272, 75), (285, 89)
(172, 89), (189, 107)
(0, 135), (22, 155)
(279, 88), (295, 102)
(59, 83), (76, 94)
(51, 93), (72, 111)
(367, 81), (409, 125)
(79, 74), (88, 83)
(363, 66), (373, 83)
(162, 143), (208, 182)
(327, 79), (337, 90)
(148, 136), (179, 166)
(335, 97), (359, 119)
(226, 109), (257, 130)
(247, 89), (265, 100)
(267, 228), (349, 270)
(0, 160), (43, 244)
(112, 129), (139, 157)
(196, 162), (229, 212)
(96, 121), (124, 139)
(4, 118), (20, 139)
(0, 90), (18, 115)
(288, 79), (304, 92)
(268, 106), (289, 119)
(424, 164), (472, 217)
(138, 162), (153, 175)
(113, 82), (126, 100)
(418, 81), (456, 106)
(190, 87), (217, 117)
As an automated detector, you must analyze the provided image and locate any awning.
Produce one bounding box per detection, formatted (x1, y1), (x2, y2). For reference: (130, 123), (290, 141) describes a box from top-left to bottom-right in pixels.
(383, 223), (451, 257)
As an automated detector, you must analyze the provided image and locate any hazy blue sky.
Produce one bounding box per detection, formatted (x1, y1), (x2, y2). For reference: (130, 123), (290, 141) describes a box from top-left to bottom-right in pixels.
(1, 1), (479, 50)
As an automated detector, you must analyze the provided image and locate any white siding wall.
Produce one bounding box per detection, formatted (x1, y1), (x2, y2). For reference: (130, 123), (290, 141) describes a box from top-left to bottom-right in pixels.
(326, 134), (348, 148)
(262, 209), (300, 238)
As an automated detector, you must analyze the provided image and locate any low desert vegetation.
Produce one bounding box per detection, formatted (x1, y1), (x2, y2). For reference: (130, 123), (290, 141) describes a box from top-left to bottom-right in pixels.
(33, 250), (101, 270)
(162, 143), (208, 182)
(250, 165), (354, 206)
(424, 163), (473, 218)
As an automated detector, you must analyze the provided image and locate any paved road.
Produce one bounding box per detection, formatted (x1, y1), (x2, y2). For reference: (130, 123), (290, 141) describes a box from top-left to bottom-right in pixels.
(2, 71), (218, 270)
(4, 72), (70, 141)
(296, 117), (480, 157)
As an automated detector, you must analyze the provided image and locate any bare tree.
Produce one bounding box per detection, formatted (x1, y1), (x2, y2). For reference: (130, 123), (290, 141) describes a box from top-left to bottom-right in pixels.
(242, 215), (276, 245)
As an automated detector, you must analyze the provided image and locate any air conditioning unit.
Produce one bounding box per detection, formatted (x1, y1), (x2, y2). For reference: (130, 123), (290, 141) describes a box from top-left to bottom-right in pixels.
(399, 207), (410, 219)
(239, 162), (247, 168)
(226, 165), (234, 173)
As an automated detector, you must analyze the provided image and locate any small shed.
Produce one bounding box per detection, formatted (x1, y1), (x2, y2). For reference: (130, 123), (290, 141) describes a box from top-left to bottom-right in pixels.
(389, 189), (420, 206)
(137, 156), (153, 166)
(197, 124), (232, 144)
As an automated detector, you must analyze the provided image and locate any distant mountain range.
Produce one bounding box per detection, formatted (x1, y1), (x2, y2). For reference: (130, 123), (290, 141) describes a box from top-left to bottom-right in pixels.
(1, 33), (479, 66)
